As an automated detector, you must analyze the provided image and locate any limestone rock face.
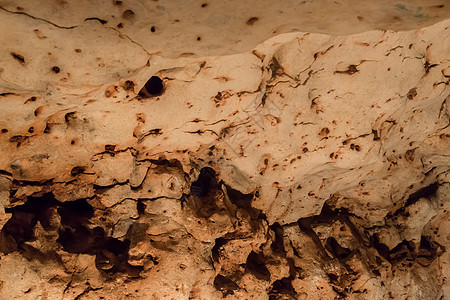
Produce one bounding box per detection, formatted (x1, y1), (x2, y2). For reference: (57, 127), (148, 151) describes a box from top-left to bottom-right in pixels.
(0, 1), (449, 299)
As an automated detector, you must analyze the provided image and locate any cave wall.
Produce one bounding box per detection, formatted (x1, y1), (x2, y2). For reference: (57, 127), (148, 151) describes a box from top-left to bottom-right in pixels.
(0, 1), (449, 299)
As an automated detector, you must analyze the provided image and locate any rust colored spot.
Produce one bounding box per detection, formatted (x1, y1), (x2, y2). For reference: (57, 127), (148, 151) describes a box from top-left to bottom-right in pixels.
(105, 85), (118, 98)
(357, 16), (364, 21)
(405, 149), (415, 162)
(319, 127), (330, 136)
(407, 88), (417, 100)
(124, 80), (135, 91)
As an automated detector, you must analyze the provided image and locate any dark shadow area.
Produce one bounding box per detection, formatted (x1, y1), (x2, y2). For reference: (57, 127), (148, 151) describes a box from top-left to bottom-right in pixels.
(190, 167), (216, 197)
(245, 251), (270, 281)
(139, 76), (164, 97)
(1, 192), (142, 276)
(214, 274), (239, 297)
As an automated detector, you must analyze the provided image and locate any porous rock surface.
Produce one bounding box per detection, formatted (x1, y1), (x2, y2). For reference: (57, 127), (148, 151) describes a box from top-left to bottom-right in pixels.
(0, 1), (449, 299)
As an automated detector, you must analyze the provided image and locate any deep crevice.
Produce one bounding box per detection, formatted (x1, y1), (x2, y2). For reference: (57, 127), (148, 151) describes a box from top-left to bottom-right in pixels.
(245, 251), (270, 281)
(1, 192), (142, 276)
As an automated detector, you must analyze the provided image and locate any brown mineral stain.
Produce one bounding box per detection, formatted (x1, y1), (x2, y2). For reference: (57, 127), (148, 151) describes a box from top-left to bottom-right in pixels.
(407, 88), (417, 100)
(405, 149), (415, 161)
(319, 127), (330, 137)
(105, 85), (118, 98)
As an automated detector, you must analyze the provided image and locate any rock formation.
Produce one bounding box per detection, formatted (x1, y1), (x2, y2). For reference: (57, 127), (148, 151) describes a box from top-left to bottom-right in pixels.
(0, 1), (449, 299)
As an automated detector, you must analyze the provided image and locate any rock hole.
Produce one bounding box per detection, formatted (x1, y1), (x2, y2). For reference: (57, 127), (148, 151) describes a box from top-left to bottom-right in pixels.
(58, 199), (94, 227)
(389, 240), (414, 263)
(70, 166), (85, 176)
(139, 76), (164, 98)
(43, 124), (51, 133)
(190, 167), (216, 197)
(58, 225), (104, 253)
(11, 52), (25, 64)
(417, 236), (443, 266)
(269, 277), (296, 299)
(405, 182), (438, 207)
(212, 237), (227, 262)
(150, 26), (156, 32)
(246, 17), (259, 25)
(214, 274), (239, 296)
(124, 80), (135, 91)
(51, 66), (60, 73)
(1, 193), (58, 253)
(325, 237), (351, 259)
(245, 251), (270, 281)
(137, 199), (146, 215)
(64, 112), (76, 124)
(104, 144), (116, 151)
(270, 223), (285, 253)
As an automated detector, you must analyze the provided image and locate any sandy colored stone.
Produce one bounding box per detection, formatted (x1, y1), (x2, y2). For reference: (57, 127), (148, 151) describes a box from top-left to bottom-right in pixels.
(0, 0), (449, 299)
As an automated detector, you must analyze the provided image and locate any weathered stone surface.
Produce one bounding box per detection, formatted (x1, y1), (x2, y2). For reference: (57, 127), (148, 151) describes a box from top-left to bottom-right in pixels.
(0, 1), (449, 299)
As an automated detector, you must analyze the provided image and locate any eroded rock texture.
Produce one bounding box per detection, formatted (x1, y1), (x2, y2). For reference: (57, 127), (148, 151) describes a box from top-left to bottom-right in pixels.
(0, 1), (449, 299)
